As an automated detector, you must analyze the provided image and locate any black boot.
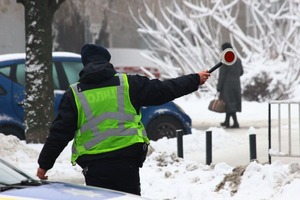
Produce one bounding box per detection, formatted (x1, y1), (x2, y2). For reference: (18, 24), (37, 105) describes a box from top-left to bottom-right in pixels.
(220, 113), (230, 128)
(230, 113), (239, 128)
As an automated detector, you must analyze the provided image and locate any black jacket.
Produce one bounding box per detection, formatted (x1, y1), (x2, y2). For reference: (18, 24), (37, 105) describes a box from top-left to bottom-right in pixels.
(38, 61), (200, 170)
(217, 58), (243, 113)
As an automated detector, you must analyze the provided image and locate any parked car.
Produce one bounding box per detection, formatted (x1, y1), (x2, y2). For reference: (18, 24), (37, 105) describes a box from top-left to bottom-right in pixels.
(0, 52), (192, 141)
(0, 157), (146, 200)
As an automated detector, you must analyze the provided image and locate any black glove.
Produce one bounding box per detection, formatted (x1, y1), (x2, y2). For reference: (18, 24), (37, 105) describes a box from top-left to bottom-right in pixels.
(138, 143), (148, 167)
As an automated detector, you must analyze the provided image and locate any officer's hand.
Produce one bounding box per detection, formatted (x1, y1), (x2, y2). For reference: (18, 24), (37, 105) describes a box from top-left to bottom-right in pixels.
(198, 70), (210, 85)
(37, 167), (48, 180)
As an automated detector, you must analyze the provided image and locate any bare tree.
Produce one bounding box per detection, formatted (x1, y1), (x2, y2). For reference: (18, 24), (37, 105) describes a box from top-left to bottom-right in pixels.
(17, 0), (65, 143)
(130, 0), (300, 99)
(53, 0), (85, 53)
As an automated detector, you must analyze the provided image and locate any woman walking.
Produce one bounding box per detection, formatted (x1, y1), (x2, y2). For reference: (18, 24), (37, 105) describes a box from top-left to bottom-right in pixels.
(217, 42), (244, 128)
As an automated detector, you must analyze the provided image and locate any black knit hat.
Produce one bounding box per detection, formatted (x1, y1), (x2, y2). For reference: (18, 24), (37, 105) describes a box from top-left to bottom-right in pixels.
(221, 42), (232, 50)
(81, 44), (111, 66)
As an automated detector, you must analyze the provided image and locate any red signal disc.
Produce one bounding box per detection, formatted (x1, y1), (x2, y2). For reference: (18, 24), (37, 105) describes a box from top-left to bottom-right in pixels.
(224, 51), (235, 63)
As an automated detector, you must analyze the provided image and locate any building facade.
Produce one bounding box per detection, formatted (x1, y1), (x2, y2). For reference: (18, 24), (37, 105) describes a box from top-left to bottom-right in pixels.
(0, 0), (249, 54)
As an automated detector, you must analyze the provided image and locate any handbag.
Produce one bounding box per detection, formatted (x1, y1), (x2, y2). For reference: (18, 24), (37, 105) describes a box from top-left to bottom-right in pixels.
(208, 93), (225, 113)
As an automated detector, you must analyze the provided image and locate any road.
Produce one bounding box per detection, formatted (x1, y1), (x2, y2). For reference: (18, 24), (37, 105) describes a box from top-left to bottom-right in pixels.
(60, 117), (300, 185)
(190, 118), (300, 167)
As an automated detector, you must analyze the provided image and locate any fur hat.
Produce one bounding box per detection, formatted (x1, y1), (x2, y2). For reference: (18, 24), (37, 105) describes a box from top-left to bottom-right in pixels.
(81, 44), (111, 66)
(221, 42), (232, 50)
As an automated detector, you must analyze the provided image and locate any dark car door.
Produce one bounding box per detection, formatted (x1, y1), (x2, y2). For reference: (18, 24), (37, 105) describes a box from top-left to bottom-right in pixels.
(13, 59), (82, 118)
(0, 73), (23, 123)
(1, 56), (83, 121)
(13, 63), (26, 121)
(0, 62), (27, 122)
(8, 60), (67, 120)
(53, 58), (82, 114)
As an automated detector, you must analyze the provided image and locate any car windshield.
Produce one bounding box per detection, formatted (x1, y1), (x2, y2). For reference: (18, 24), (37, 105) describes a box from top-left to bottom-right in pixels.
(0, 158), (35, 185)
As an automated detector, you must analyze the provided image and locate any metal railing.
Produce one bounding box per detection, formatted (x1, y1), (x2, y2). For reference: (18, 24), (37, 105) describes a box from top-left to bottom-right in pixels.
(268, 101), (300, 163)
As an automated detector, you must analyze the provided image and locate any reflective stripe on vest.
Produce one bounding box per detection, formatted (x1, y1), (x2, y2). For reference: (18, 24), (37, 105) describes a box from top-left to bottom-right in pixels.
(70, 73), (148, 156)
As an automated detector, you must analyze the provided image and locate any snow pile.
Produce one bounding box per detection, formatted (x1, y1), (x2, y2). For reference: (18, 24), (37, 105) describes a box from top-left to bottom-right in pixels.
(1, 131), (300, 200)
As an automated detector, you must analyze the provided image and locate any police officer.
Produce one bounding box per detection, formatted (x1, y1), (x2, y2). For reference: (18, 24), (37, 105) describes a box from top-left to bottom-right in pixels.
(36, 44), (210, 195)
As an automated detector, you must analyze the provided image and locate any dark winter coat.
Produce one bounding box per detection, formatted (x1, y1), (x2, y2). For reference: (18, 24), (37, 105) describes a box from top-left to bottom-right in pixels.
(217, 58), (243, 113)
(38, 61), (201, 170)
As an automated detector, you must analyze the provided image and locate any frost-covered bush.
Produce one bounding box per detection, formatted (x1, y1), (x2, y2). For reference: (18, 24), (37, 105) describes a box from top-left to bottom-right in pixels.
(242, 71), (289, 102)
(130, 0), (300, 100)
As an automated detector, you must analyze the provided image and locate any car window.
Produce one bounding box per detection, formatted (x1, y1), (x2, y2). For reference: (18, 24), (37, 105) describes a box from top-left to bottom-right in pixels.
(0, 159), (28, 185)
(15, 63), (61, 89)
(61, 61), (82, 84)
(15, 63), (25, 85)
(53, 64), (60, 89)
(0, 66), (11, 77)
(0, 59), (81, 89)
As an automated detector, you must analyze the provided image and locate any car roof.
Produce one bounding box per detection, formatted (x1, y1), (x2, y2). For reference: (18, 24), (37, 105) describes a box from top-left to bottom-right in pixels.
(108, 48), (157, 68)
(0, 50), (156, 68)
(0, 52), (81, 62)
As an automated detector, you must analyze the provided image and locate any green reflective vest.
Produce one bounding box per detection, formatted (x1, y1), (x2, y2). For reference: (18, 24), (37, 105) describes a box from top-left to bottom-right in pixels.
(70, 73), (149, 165)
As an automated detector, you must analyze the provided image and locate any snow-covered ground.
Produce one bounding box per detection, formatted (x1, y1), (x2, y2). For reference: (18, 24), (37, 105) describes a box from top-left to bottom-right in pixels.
(1, 96), (300, 200)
